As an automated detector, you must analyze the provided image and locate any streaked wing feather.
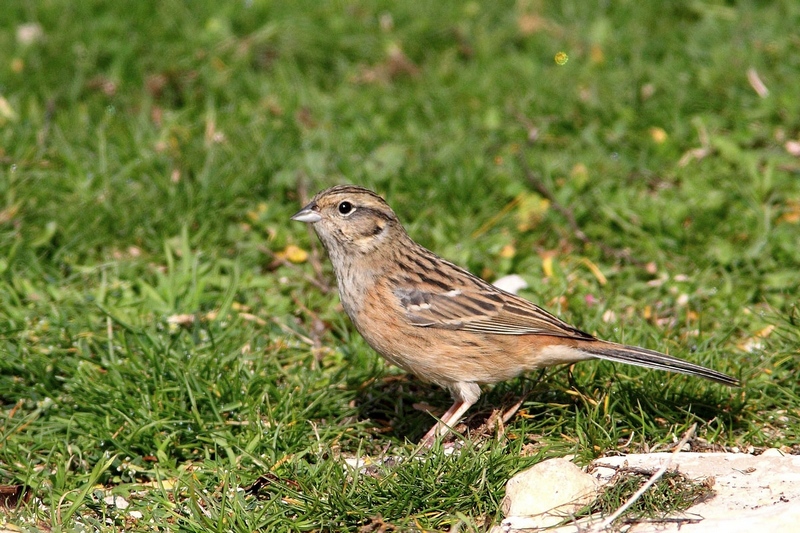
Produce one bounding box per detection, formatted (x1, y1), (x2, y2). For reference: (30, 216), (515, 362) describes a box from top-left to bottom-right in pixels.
(393, 286), (593, 340)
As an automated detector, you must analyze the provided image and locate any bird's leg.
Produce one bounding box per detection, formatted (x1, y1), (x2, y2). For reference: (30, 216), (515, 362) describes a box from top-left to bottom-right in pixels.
(419, 399), (475, 447)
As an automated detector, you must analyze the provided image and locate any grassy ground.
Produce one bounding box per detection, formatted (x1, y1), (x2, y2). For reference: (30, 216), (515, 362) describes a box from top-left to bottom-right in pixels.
(2, 0), (799, 530)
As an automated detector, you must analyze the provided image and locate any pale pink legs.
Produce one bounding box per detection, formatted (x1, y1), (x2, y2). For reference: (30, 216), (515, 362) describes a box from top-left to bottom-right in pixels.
(419, 399), (475, 447)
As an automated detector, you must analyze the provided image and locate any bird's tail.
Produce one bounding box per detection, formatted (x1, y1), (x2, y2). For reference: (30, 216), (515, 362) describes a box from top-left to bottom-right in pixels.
(581, 341), (740, 386)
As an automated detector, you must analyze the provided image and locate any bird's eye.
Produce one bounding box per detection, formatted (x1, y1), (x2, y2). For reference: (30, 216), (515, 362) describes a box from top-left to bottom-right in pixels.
(338, 201), (353, 215)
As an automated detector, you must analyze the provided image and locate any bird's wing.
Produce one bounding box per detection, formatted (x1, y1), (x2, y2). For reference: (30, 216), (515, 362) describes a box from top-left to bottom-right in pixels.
(392, 285), (594, 340)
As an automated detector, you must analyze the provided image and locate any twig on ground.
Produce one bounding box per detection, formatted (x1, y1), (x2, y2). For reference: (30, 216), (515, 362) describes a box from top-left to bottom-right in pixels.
(516, 150), (639, 265)
(517, 152), (591, 246)
(259, 245), (331, 294)
(472, 393), (528, 442)
(494, 394), (528, 440)
(270, 316), (315, 346)
(501, 395), (527, 425)
(590, 423), (698, 532)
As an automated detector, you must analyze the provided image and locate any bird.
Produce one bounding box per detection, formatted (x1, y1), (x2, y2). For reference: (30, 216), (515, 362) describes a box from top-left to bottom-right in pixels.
(291, 185), (740, 445)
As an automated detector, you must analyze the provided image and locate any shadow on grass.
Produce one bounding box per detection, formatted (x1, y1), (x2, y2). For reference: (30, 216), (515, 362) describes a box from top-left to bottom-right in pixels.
(348, 364), (748, 449)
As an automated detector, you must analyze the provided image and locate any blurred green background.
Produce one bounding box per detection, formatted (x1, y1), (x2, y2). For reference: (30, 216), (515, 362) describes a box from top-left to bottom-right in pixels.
(1, 1), (799, 531)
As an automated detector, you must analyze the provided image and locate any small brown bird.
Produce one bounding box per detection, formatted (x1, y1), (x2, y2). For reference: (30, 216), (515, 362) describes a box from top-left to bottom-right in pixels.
(291, 185), (739, 445)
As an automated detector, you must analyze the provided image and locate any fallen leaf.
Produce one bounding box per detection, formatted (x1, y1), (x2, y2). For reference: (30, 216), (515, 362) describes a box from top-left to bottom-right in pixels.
(777, 200), (800, 224)
(518, 14), (547, 35)
(137, 478), (177, 490)
(515, 192), (550, 232)
(737, 324), (775, 353)
(754, 325), (776, 338)
(0, 203), (20, 224)
(540, 253), (555, 278)
(239, 312), (267, 326)
(580, 257), (607, 285)
(499, 243), (516, 259)
(678, 147), (711, 167)
(0, 484), (30, 508)
(0, 96), (18, 123)
(167, 314), (196, 327)
(590, 44), (605, 64)
(231, 302), (251, 311)
(569, 162), (588, 179)
(278, 244), (308, 264)
(649, 127), (668, 144)
(746, 67), (769, 98)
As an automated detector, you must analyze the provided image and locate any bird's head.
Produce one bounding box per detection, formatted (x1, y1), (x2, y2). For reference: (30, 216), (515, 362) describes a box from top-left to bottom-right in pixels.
(291, 185), (404, 256)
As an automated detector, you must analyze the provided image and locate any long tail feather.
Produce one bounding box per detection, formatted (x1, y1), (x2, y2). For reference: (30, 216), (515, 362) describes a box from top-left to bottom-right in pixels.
(582, 341), (740, 386)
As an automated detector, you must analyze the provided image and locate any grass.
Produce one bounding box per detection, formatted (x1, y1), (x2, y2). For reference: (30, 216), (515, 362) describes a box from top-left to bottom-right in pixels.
(1, 0), (799, 530)
(587, 468), (715, 527)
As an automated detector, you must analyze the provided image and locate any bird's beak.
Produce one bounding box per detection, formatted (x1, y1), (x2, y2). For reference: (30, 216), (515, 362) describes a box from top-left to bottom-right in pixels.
(290, 201), (322, 223)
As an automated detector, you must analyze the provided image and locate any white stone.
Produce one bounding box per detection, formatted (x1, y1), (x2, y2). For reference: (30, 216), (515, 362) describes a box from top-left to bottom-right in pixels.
(493, 275), (528, 295)
(500, 458), (599, 529)
(759, 448), (785, 457)
(589, 452), (800, 533)
(102, 495), (129, 509)
(16, 23), (44, 45)
(497, 452), (800, 532)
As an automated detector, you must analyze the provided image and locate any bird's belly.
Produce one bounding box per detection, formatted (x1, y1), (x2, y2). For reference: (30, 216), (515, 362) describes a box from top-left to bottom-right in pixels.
(351, 314), (532, 387)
